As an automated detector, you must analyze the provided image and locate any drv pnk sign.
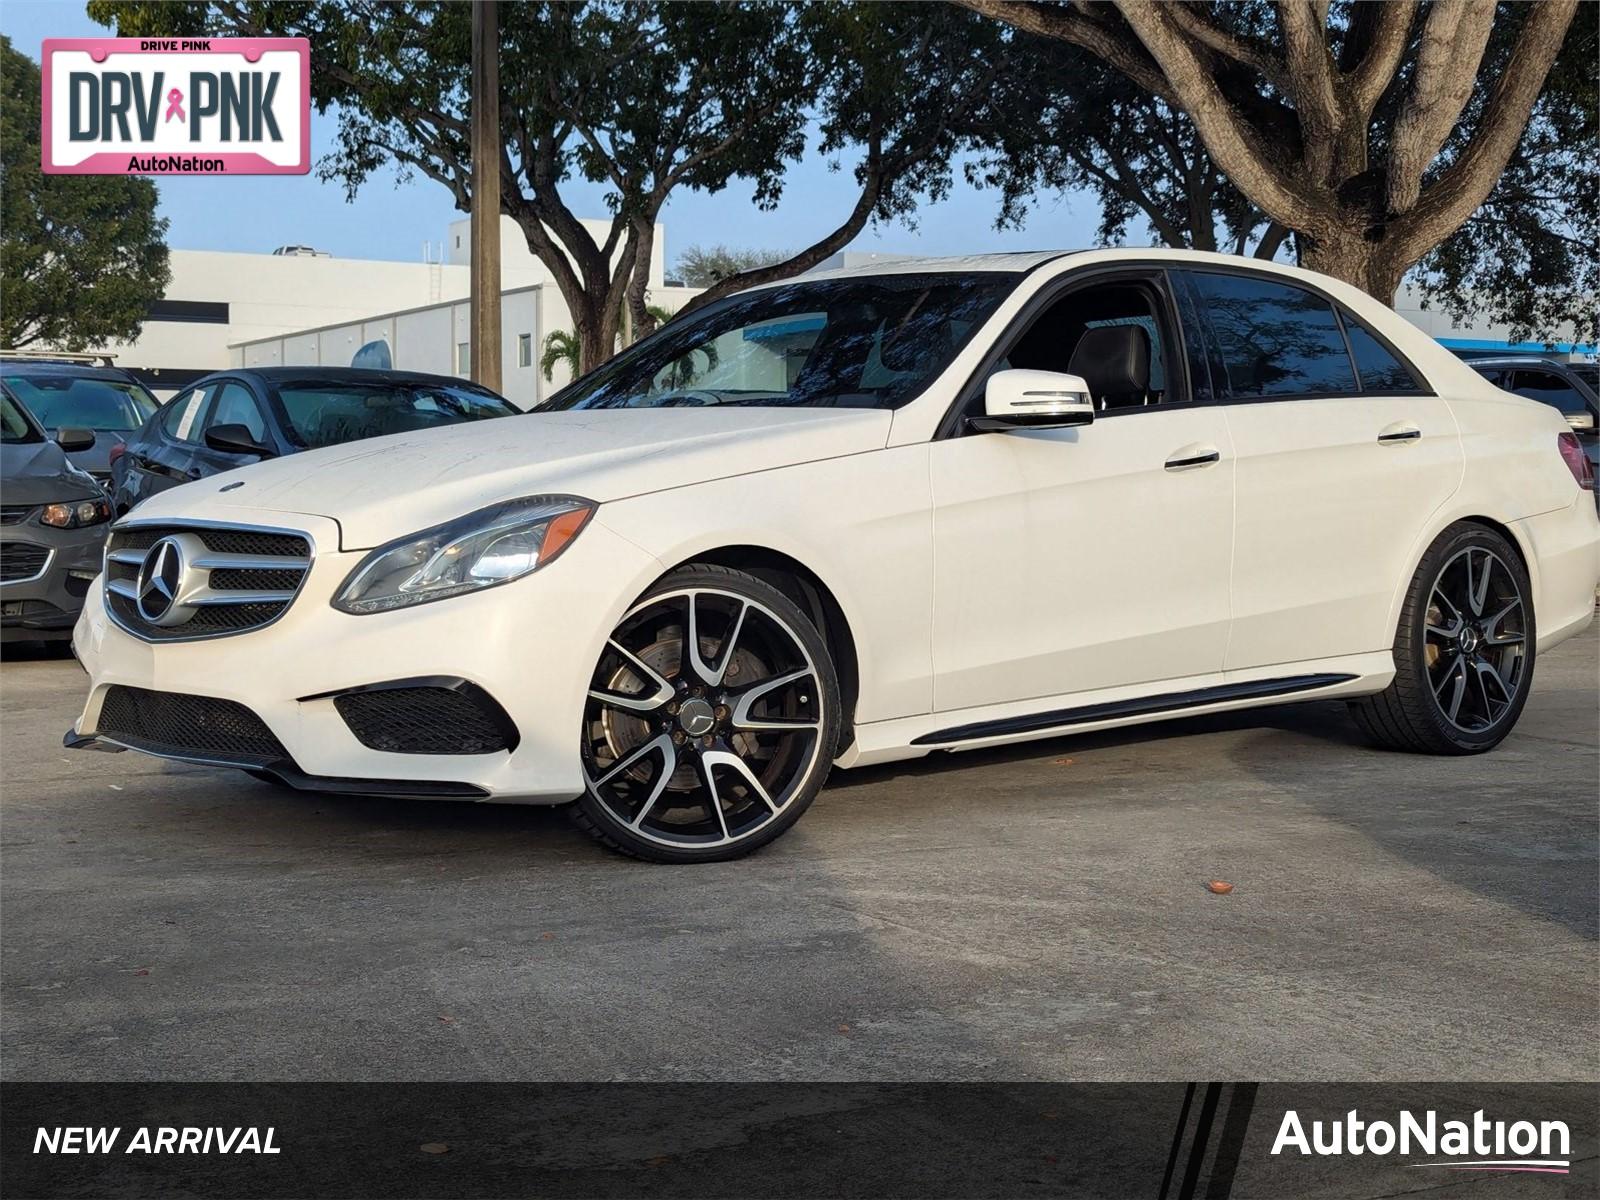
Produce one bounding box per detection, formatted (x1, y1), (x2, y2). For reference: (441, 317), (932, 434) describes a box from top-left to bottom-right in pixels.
(41, 38), (309, 175)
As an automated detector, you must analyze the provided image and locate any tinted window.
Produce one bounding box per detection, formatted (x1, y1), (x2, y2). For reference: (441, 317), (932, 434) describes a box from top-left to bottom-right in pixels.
(1187, 271), (1356, 397)
(207, 382), (268, 442)
(159, 387), (209, 442)
(1512, 370), (1591, 417)
(541, 274), (1017, 412)
(275, 380), (514, 449)
(2, 373), (158, 431)
(1341, 316), (1422, 393)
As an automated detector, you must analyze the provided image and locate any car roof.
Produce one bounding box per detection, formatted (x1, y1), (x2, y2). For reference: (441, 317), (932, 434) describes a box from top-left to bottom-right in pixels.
(207, 366), (502, 391)
(0, 358), (142, 384)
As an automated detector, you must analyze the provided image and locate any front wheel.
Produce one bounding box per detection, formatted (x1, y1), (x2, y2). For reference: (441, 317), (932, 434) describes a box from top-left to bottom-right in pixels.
(571, 565), (841, 862)
(1350, 522), (1535, 754)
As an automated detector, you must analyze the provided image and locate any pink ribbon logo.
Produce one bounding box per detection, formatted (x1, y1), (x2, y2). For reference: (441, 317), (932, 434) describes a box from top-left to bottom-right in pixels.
(164, 88), (185, 123)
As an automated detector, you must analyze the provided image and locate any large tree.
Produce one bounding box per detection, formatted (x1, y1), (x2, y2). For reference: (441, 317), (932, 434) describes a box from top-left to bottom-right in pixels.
(94, 1), (1007, 372)
(0, 36), (171, 351)
(970, 39), (1290, 259)
(959, 0), (1579, 305)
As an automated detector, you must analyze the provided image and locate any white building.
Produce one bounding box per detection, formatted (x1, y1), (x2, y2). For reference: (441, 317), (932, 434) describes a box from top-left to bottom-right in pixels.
(93, 217), (699, 404)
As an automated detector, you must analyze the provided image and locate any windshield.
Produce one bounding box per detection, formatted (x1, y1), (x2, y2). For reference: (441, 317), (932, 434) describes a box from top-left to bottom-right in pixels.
(274, 380), (518, 450)
(538, 273), (1018, 412)
(2, 372), (158, 431)
(1, 392), (44, 444)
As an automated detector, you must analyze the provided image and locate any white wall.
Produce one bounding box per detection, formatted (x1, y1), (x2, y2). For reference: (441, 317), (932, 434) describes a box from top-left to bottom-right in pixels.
(102, 249), (472, 374)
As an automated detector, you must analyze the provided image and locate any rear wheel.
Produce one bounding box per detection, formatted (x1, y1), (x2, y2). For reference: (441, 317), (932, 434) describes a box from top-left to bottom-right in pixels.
(570, 565), (841, 862)
(1350, 523), (1535, 754)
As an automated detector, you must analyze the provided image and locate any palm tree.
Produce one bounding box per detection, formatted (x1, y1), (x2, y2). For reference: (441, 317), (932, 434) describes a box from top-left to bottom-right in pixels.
(539, 329), (579, 384)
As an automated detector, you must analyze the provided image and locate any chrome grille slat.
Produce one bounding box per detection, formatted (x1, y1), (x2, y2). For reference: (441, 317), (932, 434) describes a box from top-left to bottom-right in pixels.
(103, 520), (313, 642)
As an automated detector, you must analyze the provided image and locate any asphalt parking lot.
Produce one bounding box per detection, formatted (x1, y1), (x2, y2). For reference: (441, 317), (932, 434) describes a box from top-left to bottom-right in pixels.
(2, 624), (1595, 1084)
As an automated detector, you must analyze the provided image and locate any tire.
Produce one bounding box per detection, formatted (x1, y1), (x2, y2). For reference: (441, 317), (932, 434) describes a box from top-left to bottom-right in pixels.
(570, 564), (842, 863)
(1350, 522), (1536, 754)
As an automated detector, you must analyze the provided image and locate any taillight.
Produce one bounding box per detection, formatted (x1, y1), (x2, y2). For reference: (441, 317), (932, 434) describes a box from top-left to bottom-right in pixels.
(107, 442), (126, 467)
(1557, 432), (1595, 490)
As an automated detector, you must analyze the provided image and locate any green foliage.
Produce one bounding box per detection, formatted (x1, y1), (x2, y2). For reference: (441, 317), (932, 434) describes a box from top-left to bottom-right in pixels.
(0, 36), (171, 350)
(673, 244), (793, 287)
(539, 329), (579, 385)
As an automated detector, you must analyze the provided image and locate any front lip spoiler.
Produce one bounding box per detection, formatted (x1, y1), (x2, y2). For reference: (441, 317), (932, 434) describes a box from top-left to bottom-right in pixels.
(63, 728), (490, 799)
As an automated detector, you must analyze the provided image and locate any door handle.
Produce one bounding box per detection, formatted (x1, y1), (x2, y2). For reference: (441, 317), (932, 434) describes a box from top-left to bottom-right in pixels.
(1164, 445), (1221, 471)
(1377, 424), (1422, 444)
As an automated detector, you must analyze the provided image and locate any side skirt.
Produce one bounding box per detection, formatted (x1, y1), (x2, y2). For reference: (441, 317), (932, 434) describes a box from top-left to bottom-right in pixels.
(909, 673), (1358, 747)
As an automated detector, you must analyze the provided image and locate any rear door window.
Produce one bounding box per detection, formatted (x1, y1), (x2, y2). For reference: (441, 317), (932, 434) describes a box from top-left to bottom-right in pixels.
(1185, 270), (1357, 398)
(1340, 315), (1424, 393)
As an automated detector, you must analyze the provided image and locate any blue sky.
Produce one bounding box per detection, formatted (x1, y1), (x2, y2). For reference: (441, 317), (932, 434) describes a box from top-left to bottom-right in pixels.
(5, 1), (1100, 271)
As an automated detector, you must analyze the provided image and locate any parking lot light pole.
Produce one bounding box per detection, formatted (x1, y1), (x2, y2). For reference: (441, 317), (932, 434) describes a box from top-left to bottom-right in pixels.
(470, 0), (502, 391)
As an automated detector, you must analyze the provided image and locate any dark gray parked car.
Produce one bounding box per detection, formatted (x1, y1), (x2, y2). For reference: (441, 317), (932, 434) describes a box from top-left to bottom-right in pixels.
(110, 367), (518, 515)
(1, 392), (112, 646)
(0, 358), (159, 492)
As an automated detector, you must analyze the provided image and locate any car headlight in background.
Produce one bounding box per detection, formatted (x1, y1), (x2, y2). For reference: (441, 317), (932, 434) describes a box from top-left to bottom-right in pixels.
(40, 497), (112, 528)
(332, 495), (596, 614)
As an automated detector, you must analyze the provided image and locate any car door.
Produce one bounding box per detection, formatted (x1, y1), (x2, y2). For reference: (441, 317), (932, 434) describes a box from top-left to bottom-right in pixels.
(928, 268), (1234, 713)
(122, 384), (214, 503)
(1177, 267), (1463, 671)
(189, 378), (275, 477)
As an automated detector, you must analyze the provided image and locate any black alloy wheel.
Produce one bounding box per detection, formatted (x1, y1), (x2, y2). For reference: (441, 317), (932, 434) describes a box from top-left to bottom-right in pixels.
(1351, 522), (1536, 754)
(572, 565), (841, 862)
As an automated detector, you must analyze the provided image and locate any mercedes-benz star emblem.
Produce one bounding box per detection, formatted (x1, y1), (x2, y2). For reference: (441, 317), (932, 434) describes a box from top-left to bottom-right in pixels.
(135, 537), (187, 624)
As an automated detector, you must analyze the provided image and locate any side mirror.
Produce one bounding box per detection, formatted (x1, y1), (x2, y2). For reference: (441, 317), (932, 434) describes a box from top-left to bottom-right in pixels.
(970, 369), (1095, 433)
(1568, 410), (1597, 434)
(54, 427), (95, 452)
(205, 424), (274, 458)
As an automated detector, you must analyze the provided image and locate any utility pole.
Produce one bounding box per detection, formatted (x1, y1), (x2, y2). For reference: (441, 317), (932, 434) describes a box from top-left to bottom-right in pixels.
(469, 0), (502, 390)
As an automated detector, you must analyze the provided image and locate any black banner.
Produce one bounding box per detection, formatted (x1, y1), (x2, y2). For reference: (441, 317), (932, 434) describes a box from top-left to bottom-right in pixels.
(2, 1083), (1594, 1198)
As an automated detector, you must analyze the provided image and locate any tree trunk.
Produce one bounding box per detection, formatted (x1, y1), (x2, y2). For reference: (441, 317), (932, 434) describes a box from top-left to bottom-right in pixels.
(1297, 233), (1408, 305)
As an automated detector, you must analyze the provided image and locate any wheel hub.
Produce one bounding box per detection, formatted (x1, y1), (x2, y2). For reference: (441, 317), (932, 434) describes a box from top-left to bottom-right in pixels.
(677, 697), (716, 736)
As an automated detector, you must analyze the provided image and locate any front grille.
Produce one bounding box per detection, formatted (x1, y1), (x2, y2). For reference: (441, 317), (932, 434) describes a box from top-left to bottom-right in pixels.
(96, 685), (289, 765)
(1, 542), (50, 582)
(0, 504), (33, 526)
(104, 522), (311, 641)
(334, 684), (517, 755)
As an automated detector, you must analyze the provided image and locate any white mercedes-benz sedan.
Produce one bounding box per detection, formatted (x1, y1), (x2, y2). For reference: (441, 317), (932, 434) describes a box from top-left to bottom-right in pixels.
(68, 250), (1599, 861)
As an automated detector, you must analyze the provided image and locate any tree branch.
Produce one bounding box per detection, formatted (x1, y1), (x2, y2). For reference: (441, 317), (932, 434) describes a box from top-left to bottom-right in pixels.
(1392, 0), (1578, 259)
(1386, 0), (1498, 214)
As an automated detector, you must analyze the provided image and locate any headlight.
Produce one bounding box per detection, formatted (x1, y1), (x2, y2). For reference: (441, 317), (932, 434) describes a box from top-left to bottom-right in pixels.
(40, 498), (112, 528)
(332, 495), (596, 615)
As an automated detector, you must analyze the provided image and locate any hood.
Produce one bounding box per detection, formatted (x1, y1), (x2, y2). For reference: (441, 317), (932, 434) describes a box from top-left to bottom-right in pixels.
(0, 439), (104, 504)
(128, 407), (892, 549)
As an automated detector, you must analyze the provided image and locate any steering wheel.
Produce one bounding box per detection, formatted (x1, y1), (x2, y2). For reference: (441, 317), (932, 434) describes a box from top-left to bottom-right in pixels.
(654, 391), (718, 407)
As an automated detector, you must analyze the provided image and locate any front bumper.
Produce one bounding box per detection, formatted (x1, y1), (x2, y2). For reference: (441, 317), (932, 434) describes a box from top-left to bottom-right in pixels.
(1, 517), (108, 642)
(67, 508), (666, 803)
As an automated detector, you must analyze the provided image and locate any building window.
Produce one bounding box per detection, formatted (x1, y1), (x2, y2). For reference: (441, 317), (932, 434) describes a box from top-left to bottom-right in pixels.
(518, 333), (532, 368)
(146, 299), (230, 324)
(456, 342), (470, 374)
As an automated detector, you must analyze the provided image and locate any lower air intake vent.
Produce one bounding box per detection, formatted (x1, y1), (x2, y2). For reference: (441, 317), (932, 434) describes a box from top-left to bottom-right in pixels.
(97, 685), (288, 765)
(333, 682), (517, 755)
